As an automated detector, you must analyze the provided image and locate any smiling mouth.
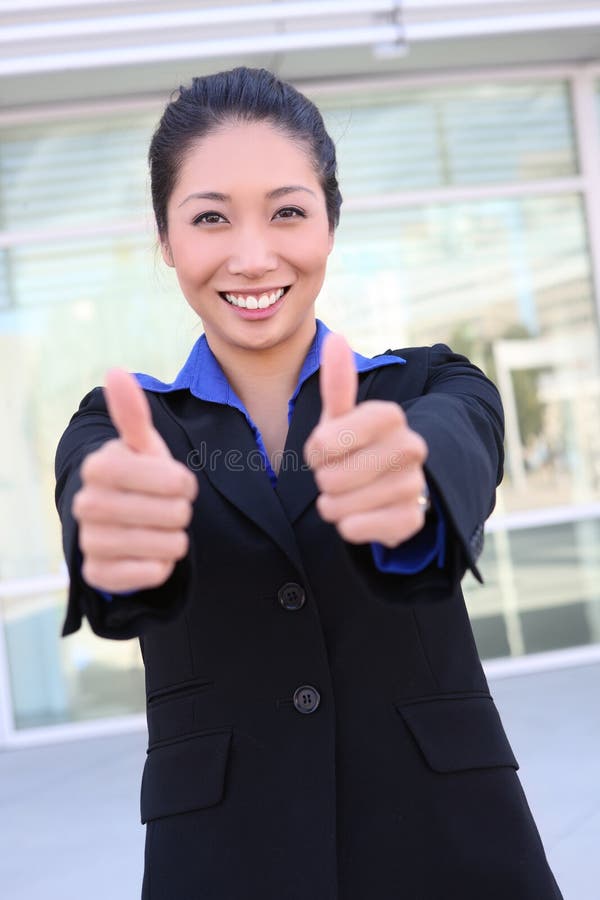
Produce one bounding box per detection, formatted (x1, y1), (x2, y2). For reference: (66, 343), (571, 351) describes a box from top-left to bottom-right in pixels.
(219, 285), (291, 309)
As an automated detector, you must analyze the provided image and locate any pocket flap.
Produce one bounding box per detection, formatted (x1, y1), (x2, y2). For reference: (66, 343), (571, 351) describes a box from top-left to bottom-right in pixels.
(395, 695), (519, 773)
(141, 729), (232, 823)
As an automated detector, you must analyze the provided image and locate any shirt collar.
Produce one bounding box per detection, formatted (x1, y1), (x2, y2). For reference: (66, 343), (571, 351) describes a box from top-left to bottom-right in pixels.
(134, 319), (406, 420)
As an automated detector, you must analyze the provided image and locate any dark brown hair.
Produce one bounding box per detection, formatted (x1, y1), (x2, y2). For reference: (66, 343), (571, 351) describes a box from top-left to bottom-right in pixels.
(148, 66), (342, 238)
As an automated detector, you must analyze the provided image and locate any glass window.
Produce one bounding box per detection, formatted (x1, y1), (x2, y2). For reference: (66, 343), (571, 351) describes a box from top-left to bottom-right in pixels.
(320, 81), (577, 196)
(463, 518), (600, 660)
(1, 592), (145, 729)
(0, 231), (195, 584)
(0, 250), (10, 308)
(0, 113), (194, 732)
(0, 116), (155, 232)
(0, 235), (192, 732)
(322, 194), (599, 516)
(1, 77), (597, 735)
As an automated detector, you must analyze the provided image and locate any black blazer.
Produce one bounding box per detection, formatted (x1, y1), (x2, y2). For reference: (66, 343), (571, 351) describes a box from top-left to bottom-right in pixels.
(55, 343), (563, 900)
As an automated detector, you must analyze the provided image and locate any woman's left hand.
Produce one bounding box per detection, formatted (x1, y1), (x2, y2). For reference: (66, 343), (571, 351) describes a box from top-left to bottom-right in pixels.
(304, 332), (430, 549)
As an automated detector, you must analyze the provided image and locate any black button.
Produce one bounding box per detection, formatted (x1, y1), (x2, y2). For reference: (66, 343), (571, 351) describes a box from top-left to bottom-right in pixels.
(293, 685), (320, 714)
(278, 582), (306, 611)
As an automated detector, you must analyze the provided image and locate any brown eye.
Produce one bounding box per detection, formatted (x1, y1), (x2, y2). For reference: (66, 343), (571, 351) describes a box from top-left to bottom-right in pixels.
(193, 211), (227, 225)
(274, 206), (305, 220)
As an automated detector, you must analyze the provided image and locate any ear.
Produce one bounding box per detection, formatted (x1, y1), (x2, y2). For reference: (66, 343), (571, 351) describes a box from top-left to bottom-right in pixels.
(327, 229), (335, 255)
(160, 237), (174, 268)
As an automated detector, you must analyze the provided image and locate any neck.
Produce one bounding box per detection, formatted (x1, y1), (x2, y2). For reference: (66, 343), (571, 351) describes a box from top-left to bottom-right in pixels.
(206, 318), (318, 410)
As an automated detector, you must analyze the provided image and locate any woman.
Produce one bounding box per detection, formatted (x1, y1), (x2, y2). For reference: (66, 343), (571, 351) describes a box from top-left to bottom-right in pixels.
(55, 67), (563, 899)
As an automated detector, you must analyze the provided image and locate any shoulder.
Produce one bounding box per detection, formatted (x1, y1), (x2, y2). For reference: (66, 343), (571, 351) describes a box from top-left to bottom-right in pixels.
(369, 342), (501, 405)
(73, 378), (178, 414)
(372, 343), (457, 387)
(380, 343), (454, 364)
(64, 381), (182, 443)
(380, 343), (491, 383)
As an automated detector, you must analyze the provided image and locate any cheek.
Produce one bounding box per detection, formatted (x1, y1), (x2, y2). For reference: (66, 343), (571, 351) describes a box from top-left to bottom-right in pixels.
(176, 239), (219, 282)
(312, 245), (332, 275)
(291, 231), (331, 273)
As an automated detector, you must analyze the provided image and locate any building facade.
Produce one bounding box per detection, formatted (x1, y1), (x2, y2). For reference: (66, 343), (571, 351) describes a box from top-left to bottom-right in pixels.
(2, 1), (600, 746)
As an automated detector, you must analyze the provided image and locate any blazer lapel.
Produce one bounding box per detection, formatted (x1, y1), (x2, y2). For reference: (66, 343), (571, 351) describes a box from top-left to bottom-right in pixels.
(168, 394), (306, 574)
(275, 367), (381, 524)
(166, 365), (384, 563)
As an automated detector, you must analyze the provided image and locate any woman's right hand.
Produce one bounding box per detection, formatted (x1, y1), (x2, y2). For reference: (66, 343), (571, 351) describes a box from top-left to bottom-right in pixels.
(72, 369), (198, 594)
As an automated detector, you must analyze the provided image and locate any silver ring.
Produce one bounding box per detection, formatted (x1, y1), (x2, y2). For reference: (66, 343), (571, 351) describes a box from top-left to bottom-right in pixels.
(417, 484), (431, 513)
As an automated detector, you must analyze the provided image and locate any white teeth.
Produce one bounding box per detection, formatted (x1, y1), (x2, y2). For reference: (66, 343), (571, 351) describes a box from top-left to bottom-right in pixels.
(223, 287), (286, 309)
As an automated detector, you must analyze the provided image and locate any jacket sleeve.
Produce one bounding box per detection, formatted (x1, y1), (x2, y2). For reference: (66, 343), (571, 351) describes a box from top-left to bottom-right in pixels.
(55, 386), (195, 641)
(391, 343), (504, 585)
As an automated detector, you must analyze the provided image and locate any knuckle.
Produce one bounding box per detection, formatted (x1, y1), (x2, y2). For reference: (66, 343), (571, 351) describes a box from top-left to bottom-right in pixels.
(147, 561), (173, 588)
(72, 487), (100, 521)
(313, 466), (328, 492)
(78, 526), (90, 553)
(187, 472), (199, 499)
(174, 531), (189, 560)
(316, 464), (345, 494)
(410, 429), (428, 460)
(374, 400), (404, 427)
(173, 462), (193, 495)
(412, 506), (425, 530)
(316, 494), (336, 522)
(396, 432), (422, 464)
(82, 558), (102, 589)
(303, 436), (315, 463)
(387, 447), (406, 471)
(304, 440), (323, 469)
(78, 523), (97, 554)
(387, 401), (405, 425)
(408, 468), (426, 496)
(80, 439), (119, 483)
(71, 489), (83, 520)
(79, 452), (97, 483)
(175, 498), (193, 527)
(305, 425), (324, 453)
(337, 517), (359, 543)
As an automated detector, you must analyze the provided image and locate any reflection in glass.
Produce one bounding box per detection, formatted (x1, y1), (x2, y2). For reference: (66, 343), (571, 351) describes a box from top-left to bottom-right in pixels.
(322, 195), (598, 513)
(1, 593), (144, 730)
(464, 519), (600, 659)
(0, 115), (156, 232)
(0, 80), (598, 734)
(320, 81), (576, 195)
(0, 232), (195, 584)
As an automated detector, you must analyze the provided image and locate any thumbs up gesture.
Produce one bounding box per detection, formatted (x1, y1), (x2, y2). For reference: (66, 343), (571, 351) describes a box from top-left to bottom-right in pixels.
(72, 369), (198, 593)
(303, 333), (429, 548)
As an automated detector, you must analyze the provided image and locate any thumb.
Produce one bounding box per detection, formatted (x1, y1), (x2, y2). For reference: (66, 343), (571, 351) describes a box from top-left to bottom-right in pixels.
(319, 332), (358, 422)
(104, 368), (170, 457)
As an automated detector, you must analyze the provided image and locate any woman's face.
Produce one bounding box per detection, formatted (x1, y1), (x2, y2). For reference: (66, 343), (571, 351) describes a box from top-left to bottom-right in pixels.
(162, 120), (334, 355)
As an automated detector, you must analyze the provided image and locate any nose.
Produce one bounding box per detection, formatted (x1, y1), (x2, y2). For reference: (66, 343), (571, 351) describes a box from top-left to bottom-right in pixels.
(226, 227), (278, 279)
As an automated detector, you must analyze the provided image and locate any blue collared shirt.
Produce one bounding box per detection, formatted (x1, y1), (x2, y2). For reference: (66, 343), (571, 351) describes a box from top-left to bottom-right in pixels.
(97, 319), (445, 599)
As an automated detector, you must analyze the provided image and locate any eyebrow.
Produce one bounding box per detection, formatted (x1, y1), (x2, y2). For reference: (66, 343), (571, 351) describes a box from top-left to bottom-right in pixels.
(178, 185), (317, 207)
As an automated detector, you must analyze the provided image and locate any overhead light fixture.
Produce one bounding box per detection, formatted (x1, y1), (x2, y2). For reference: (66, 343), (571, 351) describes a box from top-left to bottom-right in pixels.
(0, 1), (406, 76)
(373, 0), (408, 59)
(0, 2), (400, 41)
(0, 26), (407, 76)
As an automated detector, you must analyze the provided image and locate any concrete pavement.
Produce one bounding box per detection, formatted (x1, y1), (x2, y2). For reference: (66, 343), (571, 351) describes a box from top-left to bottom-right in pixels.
(1, 662), (598, 899)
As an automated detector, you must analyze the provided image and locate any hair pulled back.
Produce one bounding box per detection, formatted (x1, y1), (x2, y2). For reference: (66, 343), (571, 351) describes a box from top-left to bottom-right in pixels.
(148, 66), (342, 239)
